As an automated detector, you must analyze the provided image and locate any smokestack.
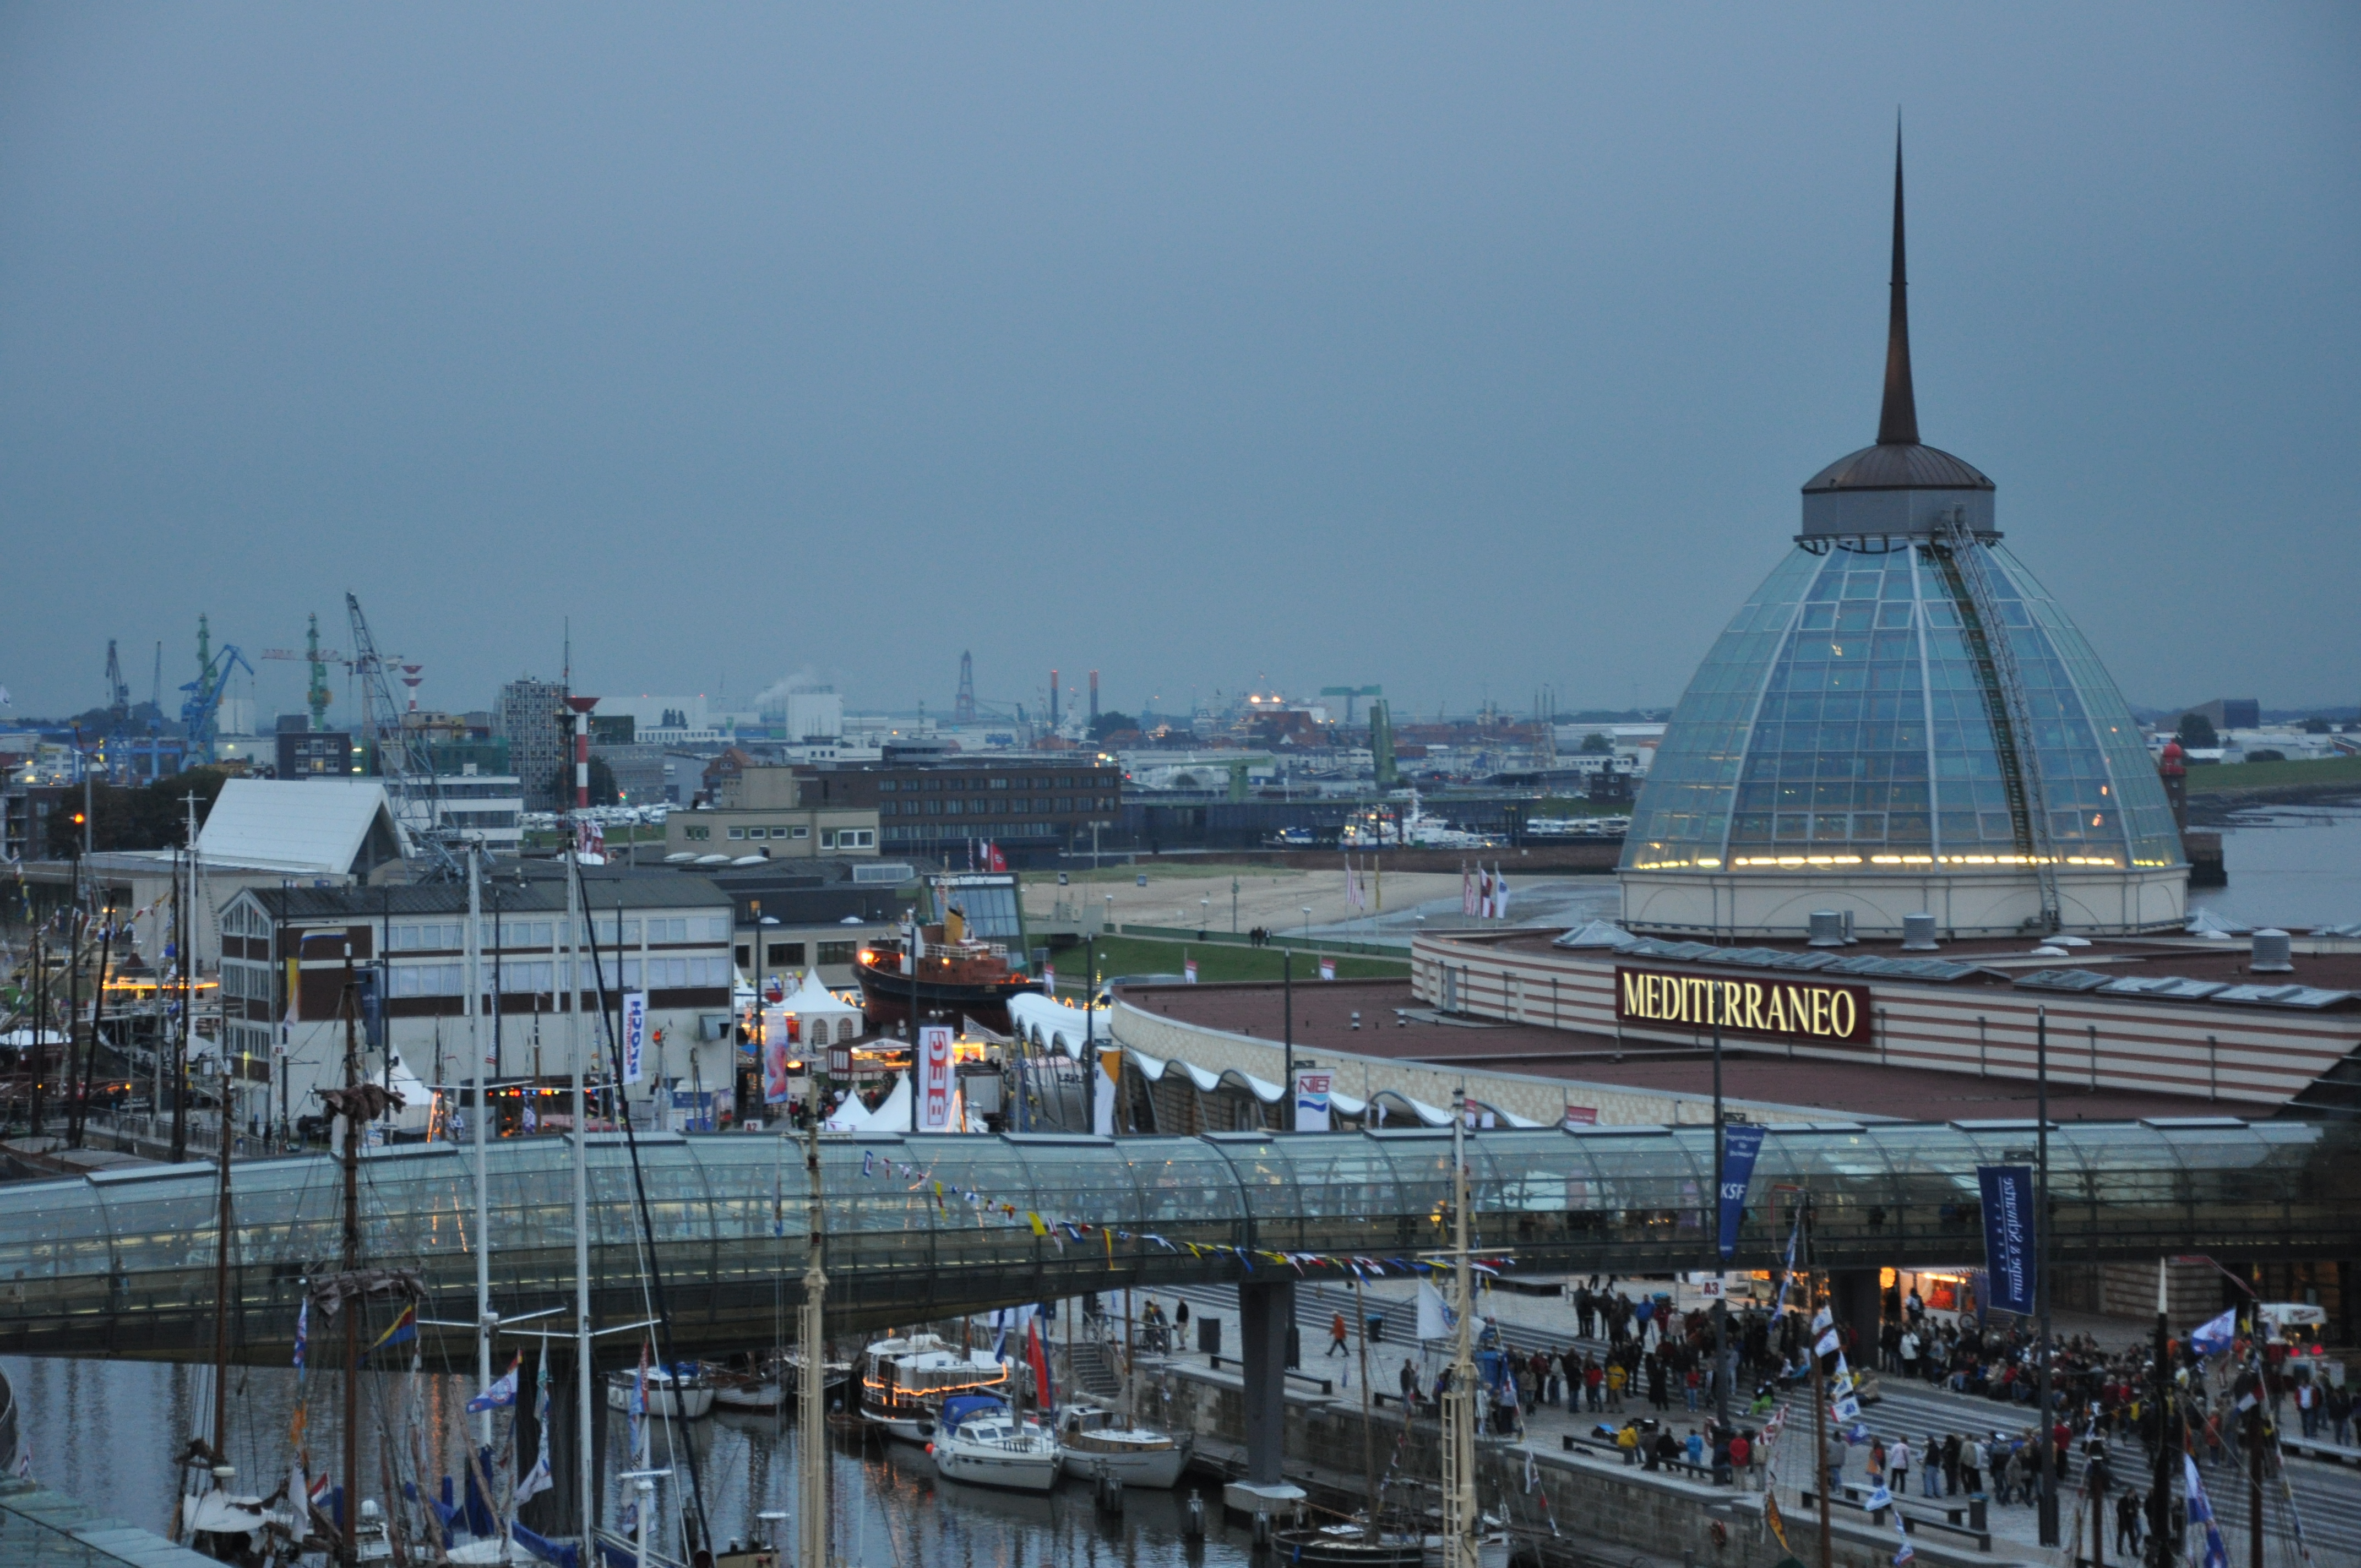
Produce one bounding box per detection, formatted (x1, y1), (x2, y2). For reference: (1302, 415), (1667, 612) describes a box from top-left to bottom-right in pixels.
(1089, 670), (1100, 726)
(1051, 669), (1060, 729)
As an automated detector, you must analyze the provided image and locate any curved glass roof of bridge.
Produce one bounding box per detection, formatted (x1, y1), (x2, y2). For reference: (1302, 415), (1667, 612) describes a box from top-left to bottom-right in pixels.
(0, 1120), (2347, 1364)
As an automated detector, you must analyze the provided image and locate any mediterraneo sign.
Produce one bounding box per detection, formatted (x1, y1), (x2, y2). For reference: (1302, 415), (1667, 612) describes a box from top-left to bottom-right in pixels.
(1614, 966), (1870, 1046)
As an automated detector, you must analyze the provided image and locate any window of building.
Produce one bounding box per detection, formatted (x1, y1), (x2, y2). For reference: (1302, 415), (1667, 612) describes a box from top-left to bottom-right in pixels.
(842, 828), (874, 847)
(1054, 797), (1073, 812)
(817, 940), (858, 966)
(748, 827), (768, 840)
(879, 780), (897, 792)
(989, 777), (1009, 790)
(969, 798), (989, 813)
(820, 829), (836, 848)
(943, 800), (961, 815)
(791, 825), (809, 838)
(683, 825), (710, 841)
(767, 941), (804, 967)
(727, 827), (746, 840)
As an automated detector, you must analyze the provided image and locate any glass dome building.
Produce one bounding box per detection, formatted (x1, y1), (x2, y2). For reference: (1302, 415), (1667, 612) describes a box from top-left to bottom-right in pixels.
(1620, 151), (2185, 939)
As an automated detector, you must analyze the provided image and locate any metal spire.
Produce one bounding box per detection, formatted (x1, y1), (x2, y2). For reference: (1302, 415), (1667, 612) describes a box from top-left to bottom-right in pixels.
(1876, 122), (1920, 447)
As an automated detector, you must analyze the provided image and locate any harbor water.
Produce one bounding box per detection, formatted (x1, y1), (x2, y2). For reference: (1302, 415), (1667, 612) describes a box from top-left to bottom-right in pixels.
(4, 1355), (1255, 1567)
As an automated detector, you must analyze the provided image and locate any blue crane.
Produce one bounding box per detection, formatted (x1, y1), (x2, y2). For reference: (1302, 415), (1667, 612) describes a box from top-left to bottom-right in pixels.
(179, 631), (255, 764)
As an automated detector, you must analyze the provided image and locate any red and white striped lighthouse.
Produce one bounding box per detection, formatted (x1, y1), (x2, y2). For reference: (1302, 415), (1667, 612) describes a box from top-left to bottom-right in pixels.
(564, 695), (599, 813)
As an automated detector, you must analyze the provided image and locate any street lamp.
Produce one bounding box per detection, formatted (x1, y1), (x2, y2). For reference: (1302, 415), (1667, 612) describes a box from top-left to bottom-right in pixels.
(1302, 906), (1313, 943)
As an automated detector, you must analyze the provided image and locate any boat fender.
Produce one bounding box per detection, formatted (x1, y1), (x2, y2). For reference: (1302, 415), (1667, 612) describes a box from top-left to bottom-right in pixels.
(1183, 1490), (1205, 1539)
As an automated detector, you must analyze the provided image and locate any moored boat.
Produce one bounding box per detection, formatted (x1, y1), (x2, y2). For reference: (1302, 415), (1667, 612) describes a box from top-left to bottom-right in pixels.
(1056, 1406), (1192, 1488)
(928, 1396), (1059, 1493)
(605, 1363), (716, 1419)
(859, 1332), (1010, 1442)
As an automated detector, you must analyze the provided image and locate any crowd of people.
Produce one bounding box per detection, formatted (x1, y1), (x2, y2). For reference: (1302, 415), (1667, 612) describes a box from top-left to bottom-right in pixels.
(1377, 1273), (2336, 1543)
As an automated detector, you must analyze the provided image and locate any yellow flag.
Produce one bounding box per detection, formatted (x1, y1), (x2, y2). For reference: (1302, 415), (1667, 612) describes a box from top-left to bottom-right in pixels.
(1026, 1212), (1047, 1237)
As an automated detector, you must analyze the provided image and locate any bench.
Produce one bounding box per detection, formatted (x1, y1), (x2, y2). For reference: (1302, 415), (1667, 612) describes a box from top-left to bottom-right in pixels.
(1557, 1431), (1722, 1481)
(1799, 1487), (1990, 1551)
(1205, 1354), (1334, 1396)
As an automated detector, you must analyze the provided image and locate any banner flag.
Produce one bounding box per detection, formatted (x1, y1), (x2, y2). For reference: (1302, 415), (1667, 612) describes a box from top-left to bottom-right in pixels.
(1717, 1123), (1766, 1261)
(1976, 1164), (2038, 1315)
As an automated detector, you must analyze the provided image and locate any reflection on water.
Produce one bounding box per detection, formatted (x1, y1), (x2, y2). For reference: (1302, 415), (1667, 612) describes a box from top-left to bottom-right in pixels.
(5, 1357), (1250, 1568)
(2188, 802), (2361, 928)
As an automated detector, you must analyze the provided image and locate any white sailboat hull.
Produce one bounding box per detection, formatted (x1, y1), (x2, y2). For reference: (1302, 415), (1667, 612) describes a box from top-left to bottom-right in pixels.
(1056, 1437), (1191, 1488)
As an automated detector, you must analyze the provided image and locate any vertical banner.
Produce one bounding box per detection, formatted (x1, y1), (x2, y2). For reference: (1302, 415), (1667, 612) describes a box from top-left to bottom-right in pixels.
(1318, 957), (1336, 981)
(1716, 1123), (1766, 1261)
(1183, 958), (1198, 983)
(1095, 1049), (1120, 1136)
(1293, 1069), (1333, 1132)
(1976, 1164), (2038, 1315)
(917, 1024), (956, 1131)
(621, 993), (646, 1084)
(762, 1030), (795, 1105)
(1043, 963), (1056, 995)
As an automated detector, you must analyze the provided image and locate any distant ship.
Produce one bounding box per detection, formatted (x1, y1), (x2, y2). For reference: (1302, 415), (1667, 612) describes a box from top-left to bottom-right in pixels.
(856, 890), (1043, 1035)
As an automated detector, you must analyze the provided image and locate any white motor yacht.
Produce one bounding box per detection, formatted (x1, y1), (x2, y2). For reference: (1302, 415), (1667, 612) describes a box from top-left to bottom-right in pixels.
(928, 1396), (1059, 1493)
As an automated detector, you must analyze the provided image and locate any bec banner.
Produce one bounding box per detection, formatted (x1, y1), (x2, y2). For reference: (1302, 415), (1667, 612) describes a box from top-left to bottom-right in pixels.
(1977, 1164), (2038, 1316)
(621, 993), (646, 1084)
(1716, 1124), (1766, 1261)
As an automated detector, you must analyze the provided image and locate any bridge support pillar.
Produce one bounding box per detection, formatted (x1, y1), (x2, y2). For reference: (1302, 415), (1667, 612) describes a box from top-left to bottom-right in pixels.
(1829, 1267), (1882, 1363)
(1239, 1278), (1294, 1485)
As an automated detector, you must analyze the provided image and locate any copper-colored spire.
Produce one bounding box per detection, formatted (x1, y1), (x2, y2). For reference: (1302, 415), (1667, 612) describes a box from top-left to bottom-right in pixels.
(1876, 125), (1919, 447)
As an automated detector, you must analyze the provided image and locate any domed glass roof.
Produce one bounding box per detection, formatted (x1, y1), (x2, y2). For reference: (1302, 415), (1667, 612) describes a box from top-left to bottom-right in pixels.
(1622, 539), (2182, 876)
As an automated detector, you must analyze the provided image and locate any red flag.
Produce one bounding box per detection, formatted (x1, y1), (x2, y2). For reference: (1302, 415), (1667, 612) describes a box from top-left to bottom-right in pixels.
(988, 842), (1008, 873)
(1026, 1315), (1054, 1415)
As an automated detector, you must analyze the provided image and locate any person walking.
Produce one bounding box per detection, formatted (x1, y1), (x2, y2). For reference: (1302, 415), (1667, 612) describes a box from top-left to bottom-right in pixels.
(1584, 1355), (1604, 1413)
(1329, 1310), (1350, 1358)
(2115, 1487), (2144, 1556)
(1606, 1358), (1626, 1412)
(1941, 1433), (1962, 1496)
(1727, 1428), (1751, 1489)
(1888, 1432), (1910, 1498)
(1959, 1435), (1983, 1498)
(1400, 1357), (1418, 1411)
(1921, 1434), (1943, 1497)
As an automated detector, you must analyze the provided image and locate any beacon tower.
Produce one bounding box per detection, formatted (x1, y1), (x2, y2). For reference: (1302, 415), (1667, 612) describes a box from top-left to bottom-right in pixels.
(1619, 140), (2185, 938)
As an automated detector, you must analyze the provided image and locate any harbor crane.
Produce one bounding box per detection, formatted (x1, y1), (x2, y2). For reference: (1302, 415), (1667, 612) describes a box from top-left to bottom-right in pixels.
(177, 614), (254, 764)
(258, 613), (350, 732)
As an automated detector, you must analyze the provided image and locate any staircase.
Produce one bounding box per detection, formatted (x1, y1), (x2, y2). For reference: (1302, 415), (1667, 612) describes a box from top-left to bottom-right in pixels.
(1066, 1336), (1124, 1400)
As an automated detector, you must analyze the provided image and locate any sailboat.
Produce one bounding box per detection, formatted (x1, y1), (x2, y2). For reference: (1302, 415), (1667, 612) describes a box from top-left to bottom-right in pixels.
(1279, 1093), (1508, 1568)
(1056, 1296), (1192, 1487)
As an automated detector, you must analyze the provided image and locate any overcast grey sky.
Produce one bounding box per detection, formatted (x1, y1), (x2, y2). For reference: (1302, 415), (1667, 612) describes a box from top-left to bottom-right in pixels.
(3, 4), (2355, 725)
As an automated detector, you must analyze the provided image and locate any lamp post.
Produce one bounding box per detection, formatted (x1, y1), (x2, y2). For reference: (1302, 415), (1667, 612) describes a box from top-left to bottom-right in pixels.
(1282, 950), (1293, 1133)
(1302, 906), (1313, 944)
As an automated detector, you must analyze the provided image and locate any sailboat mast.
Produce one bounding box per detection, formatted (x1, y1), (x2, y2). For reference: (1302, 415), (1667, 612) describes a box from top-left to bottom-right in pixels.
(468, 847), (492, 1447)
(567, 840), (593, 1548)
(1356, 1270), (1376, 1544)
(341, 943), (362, 1568)
(1441, 1087), (1477, 1568)
(798, 1115), (827, 1568)
(208, 977), (236, 1467)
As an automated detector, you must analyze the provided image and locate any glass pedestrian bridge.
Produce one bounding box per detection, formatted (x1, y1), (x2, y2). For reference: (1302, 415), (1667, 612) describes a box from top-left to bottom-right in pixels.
(0, 1120), (2349, 1365)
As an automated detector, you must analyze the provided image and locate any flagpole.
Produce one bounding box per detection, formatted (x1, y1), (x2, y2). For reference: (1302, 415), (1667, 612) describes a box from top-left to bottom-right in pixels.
(2036, 1006), (2057, 1547)
(469, 846), (493, 1452)
(2147, 1260), (2171, 1568)
(1809, 1197), (1830, 1568)
(567, 836), (593, 1550)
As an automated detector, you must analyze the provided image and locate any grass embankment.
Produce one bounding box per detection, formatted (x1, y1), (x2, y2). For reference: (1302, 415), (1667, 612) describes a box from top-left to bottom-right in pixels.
(2185, 754), (2361, 794)
(1045, 933), (1408, 994)
(1028, 863), (1293, 886)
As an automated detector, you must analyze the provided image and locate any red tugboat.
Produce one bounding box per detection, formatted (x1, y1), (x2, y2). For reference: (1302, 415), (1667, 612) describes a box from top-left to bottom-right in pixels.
(857, 878), (1043, 1035)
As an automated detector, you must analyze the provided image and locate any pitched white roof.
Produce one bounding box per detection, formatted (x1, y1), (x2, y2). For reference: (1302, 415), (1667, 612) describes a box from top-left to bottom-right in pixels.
(783, 967), (858, 1017)
(197, 779), (408, 876)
